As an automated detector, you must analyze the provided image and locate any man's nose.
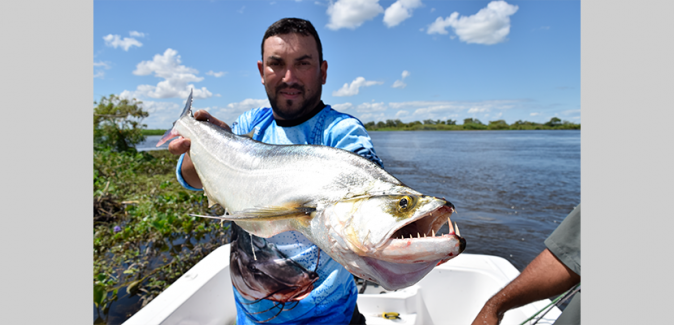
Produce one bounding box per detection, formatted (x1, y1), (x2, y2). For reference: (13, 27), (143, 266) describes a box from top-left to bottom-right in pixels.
(282, 67), (298, 84)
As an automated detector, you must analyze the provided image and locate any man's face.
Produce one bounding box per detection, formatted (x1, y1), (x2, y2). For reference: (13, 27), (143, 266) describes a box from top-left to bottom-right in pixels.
(258, 33), (327, 121)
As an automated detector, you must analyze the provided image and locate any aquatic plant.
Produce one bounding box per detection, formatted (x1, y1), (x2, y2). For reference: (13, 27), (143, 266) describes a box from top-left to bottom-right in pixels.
(93, 149), (230, 324)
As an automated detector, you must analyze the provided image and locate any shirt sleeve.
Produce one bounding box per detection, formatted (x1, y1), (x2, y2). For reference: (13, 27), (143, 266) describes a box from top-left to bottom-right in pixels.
(545, 204), (581, 275)
(324, 116), (384, 169)
(176, 153), (203, 191)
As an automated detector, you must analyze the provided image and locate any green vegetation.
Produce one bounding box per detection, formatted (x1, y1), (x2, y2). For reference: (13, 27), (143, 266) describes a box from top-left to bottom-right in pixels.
(142, 129), (169, 136)
(93, 96), (228, 324)
(94, 95), (149, 152)
(364, 117), (580, 131)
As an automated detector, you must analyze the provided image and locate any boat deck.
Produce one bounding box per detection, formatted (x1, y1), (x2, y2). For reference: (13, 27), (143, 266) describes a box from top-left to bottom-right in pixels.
(124, 245), (560, 325)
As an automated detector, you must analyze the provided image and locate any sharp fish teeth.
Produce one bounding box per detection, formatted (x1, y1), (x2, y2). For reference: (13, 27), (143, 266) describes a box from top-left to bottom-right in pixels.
(455, 222), (461, 236)
(432, 229), (435, 237)
(417, 232), (420, 238)
(448, 217), (455, 235)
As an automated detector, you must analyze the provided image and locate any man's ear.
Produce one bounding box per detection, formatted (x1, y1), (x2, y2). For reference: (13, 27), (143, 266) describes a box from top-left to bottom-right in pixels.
(258, 60), (265, 85)
(320, 60), (328, 85)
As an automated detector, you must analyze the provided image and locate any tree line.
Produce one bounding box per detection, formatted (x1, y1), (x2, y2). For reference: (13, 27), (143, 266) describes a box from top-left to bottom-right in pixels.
(363, 117), (580, 131)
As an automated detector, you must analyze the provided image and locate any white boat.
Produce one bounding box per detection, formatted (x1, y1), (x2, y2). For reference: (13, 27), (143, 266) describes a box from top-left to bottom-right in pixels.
(123, 245), (561, 325)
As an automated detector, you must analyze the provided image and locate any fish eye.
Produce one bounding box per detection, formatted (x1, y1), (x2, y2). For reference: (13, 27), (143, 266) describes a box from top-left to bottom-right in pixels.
(397, 196), (413, 212)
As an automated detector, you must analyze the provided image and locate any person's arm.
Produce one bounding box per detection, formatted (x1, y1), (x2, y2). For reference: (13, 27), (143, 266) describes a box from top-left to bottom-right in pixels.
(168, 110), (231, 190)
(471, 248), (580, 325)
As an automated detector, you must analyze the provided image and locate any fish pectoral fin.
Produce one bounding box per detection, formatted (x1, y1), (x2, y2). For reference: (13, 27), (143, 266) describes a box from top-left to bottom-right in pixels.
(190, 213), (228, 220)
(226, 205), (317, 221)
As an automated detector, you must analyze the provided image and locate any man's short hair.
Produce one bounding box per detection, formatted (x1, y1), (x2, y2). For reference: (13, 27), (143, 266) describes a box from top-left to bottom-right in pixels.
(261, 18), (323, 63)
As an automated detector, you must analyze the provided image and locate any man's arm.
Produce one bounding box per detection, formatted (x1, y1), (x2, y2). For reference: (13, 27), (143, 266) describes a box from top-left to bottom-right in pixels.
(168, 110), (231, 190)
(471, 248), (580, 325)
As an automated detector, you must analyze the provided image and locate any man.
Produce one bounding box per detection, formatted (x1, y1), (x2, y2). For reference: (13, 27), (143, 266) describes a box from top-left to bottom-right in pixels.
(471, 204), (581, 325)
(169, 18), (378, 324)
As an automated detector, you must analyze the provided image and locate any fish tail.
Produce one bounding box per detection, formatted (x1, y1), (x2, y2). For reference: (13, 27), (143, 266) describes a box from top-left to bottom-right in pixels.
(156, 89), (194, 147)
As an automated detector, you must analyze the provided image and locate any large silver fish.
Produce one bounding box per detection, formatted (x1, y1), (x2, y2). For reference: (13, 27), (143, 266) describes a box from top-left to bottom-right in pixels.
(158, 90), (466, 290)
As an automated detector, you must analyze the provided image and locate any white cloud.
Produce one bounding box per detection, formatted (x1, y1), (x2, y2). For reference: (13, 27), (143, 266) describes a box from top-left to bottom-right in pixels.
(326, 0), (384, 30)
(114, 96), (183, 129)
(205, 98), (270, 125)
(427, 0), (518, 45)
(357, 102), (387, 112)
(129, 31), (146, 38)
(94, 61), (111, 79)
(392, 70), (410, 89)
(468, 106), (490, 113)
(383, 0), (422, 28)
(332, 77), (384, 97)
(332, 102), (354, 111)
(530, 112), (539, 116)
(389, 100), (460, 111)
(103, 34), (143, 51)
(387, 100), (519, 116)
(125, 48), (213, 99)
(206, 70), (226, 77)
(359, 112), (386, 122)
(346, 99), (527, 124)
(226, 98), (270, 111)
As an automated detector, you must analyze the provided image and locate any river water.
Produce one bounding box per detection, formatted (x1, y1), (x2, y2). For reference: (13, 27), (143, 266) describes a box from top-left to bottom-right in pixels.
(138, 130), (580, 271)
(368, 130), (580, 271)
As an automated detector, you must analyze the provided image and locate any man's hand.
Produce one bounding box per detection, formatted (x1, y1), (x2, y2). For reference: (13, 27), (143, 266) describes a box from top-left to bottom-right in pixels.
(167, 110), (231, 189)
(168, 110), (231, 155)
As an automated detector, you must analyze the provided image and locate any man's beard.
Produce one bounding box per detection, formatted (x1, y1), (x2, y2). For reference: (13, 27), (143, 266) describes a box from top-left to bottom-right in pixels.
(267, 83), (321, 121)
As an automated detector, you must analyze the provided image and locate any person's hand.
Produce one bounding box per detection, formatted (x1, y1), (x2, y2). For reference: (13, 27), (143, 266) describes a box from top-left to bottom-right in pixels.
(471, 302), (503, 325)
(167, 110), (231, 189)
(167, 110), (231, 156)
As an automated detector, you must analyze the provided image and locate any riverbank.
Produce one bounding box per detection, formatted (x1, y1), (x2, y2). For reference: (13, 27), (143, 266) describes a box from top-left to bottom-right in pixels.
(142, 123), (581, 135)
(364, 121), (580, 131)
(94, 149), (230, 324)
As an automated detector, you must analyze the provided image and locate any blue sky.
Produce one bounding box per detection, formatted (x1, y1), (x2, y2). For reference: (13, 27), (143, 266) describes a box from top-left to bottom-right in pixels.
(94, 0), (580, 129)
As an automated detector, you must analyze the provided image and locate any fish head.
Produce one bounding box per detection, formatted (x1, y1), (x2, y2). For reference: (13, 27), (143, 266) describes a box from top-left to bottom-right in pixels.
(320, 187), (466, 290)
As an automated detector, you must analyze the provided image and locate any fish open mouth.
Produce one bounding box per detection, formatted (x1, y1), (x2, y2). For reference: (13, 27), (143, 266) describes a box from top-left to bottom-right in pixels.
(372, 201), (466, 264)
(391, 203), (460, 239)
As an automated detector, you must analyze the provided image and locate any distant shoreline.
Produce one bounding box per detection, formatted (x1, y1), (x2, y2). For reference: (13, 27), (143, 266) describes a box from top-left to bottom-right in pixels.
(142, 126), (580, 135)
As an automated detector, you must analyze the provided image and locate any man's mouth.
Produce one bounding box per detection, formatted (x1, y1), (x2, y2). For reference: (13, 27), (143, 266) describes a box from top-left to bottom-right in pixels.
(277, 86), (303, 99)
